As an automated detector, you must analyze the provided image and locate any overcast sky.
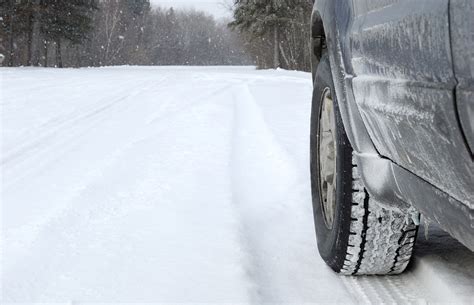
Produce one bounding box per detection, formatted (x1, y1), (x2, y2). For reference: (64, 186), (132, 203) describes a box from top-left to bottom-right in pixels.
(150, 0), (233, 19)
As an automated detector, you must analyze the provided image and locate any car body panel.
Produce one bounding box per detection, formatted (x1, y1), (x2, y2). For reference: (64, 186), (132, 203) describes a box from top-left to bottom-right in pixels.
(349, 0), (473, 207)
(312, 0), (474, 250)
(355, 152), (474, 251)
(450, 0), (474, 154)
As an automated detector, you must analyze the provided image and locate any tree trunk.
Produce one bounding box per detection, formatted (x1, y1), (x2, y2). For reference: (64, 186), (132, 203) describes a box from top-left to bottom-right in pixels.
(8, 0), (15, 66)
(30, 0), (42, 66)
(44, 40), (48, 67)
(26, 13), (33, 66)
(56, 40), (63, 68)
(273, 25), (280, 69)
(279, 43), (290, 69)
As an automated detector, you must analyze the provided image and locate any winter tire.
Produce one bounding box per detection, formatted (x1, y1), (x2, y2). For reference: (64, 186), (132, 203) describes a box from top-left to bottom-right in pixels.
(310, 53), (419, 275)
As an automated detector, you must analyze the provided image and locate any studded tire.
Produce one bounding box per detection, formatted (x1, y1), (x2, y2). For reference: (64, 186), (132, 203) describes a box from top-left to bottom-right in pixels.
(310, 52), (419, 275)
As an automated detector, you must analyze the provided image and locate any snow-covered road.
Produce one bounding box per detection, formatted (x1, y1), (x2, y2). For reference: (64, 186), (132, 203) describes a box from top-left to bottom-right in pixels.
(1, 66), (473, 304)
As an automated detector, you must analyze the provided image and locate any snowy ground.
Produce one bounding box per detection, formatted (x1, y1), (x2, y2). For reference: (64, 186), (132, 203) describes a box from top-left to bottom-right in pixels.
(1, 66), (473, 304)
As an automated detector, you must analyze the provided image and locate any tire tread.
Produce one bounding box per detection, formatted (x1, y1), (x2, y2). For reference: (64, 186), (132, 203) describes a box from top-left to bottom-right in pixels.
(339, 156), (418, 275)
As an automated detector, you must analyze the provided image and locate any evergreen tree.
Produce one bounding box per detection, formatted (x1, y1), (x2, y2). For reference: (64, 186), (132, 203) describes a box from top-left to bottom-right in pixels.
(0, 0), (16, 66)
(122, 0), (151, 64)
(0, 0), (97, 66)
(1, 0), (38, 66)
(41, 0), (97, 67)
(230, 0), (312, 70)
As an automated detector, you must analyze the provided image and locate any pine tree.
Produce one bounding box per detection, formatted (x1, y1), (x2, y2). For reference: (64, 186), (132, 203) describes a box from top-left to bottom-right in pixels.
(1, 0), (97, 67)
(41, 0), (97, 67)
(0, 0), (16, 66)
(0, 0), (38, 66)
(230, 0), (312, 70)
(231, 0), (286, 68)
(122, 0), (151, 64)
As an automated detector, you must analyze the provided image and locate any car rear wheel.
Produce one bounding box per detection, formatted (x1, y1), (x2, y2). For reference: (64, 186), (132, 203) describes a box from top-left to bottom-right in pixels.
(310, 52), (419, 275)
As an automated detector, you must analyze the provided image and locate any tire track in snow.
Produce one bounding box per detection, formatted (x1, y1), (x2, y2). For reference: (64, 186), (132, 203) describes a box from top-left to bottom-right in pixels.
(229, 83), (302, 303)
(341, 256), (430, 303)
(144, 83), (236, 126)
(1, 72), (169, 152)
(342, 276), (372, 304)
(2, 73), (169, 157)
(1, 81), (159, 188)
(384, 276), (417, 303)
(2, 72), (184, 190)
(228, 83), (353, 304)
(1, 84), (162, 266)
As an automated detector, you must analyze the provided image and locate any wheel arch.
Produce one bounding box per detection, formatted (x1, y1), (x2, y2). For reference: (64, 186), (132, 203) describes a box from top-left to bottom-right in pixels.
(310, 10), (325, 82)
(311, 0), (376, 156)
(310, 1), (412, 213)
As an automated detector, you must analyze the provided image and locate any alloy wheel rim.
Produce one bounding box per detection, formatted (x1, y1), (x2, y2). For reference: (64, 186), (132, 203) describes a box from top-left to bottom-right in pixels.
(319, 87), (337, 229)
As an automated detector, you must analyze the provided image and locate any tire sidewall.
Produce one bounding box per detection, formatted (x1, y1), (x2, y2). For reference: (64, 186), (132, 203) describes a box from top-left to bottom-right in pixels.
(310, 53), (354, 272)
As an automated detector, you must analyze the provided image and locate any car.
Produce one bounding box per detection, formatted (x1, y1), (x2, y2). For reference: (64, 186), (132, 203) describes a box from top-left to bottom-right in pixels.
(309, 0), (473, 275)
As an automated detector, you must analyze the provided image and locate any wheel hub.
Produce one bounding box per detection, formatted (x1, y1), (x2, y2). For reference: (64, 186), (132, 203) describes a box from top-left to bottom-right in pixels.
(319, 88), (337, 229)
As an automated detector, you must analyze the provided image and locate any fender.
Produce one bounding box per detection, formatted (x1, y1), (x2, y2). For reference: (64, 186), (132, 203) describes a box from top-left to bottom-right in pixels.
(311, 0), (401, 208)
(312, 0), (377, 156)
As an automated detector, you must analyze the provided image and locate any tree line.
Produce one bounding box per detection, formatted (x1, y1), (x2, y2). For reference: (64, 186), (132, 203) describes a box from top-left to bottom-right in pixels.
(0, 0), (251, 67)
(0, 0), (313, 71)
(0, 0), (97, 67)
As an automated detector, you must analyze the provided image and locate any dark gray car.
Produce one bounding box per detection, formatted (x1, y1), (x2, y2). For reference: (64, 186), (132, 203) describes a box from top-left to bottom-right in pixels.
(309, 0), (473, 275)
